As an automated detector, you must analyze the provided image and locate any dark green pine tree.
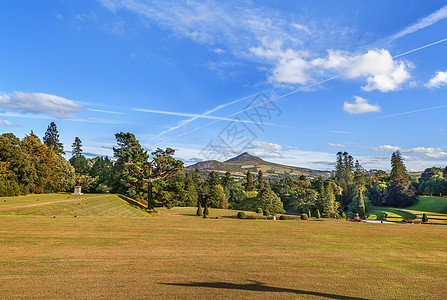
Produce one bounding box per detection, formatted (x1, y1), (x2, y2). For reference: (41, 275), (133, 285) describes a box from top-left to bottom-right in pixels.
(257, 170), (264, 190)
(390, 150), (408, 181)
(71, 137), (83, 156)
(443, 166), (447, 179)
(352, 160), (366, 216)
(245, 170), (254, 192)
(43, 122), (64, 155)
(185, 172), (198, 207)
(386, 151), (416, 207)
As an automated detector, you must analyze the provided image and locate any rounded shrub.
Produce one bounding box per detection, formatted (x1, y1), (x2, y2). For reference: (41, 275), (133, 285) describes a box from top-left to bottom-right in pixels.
(237, 211), (246, 219)
(256, 207), (263, 214)
(263, 209), (270, 216)
(422, 213), (428, 223)
(300, 213), (309, 220)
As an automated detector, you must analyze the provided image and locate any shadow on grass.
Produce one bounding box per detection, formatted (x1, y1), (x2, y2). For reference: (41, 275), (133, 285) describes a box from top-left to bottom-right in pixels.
(160, 280), (370, 300)
(117, 195), (148, 211)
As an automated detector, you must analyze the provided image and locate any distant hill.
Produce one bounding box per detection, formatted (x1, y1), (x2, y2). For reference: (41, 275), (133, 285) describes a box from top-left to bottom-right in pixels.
(185, 152), (332, 180)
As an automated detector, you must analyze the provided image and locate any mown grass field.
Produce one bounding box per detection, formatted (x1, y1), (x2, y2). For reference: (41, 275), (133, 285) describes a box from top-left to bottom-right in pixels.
(0, 194), (446, 299)
(369, 196), (447, 224)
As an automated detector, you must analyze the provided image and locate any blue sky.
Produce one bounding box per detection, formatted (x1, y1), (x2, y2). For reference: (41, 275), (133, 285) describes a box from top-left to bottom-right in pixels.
(1, 0), (447, 171)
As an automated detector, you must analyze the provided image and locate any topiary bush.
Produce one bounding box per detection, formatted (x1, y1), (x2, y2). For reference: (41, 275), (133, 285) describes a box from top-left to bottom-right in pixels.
(203, 205), (209, 216)
(300, 213), (309, 220)
(315, 209), (321, 219)
(256, 207), (263, 214)
(237, 211), (246, 219)
(203, 213), (207, 219)
(422, 213), (428, 223)
(263, 209), (270, 216)
(279, 215), (295, 220)
(196, 204), (203, 216)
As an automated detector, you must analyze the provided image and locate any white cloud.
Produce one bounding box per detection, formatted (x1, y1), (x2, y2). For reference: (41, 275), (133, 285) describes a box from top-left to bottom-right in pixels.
(328, 143), (345, 147)
(313, 49), (411, 92)
(213, 48), (225, 54)
(389, 5), (447, 42)
(343, 96), (381, 114)
(372, 145), (447, 159)
(372, 145), (400, 152)
(0, 120), (19, 127)
(250, 151), (283, 158)
(250, 140), (284, 151)
(425, 71), (447, 89)
(0, 91), (84, 118)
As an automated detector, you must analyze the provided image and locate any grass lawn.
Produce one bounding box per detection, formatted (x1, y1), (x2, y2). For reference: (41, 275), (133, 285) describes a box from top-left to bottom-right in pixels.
(0, 194), (446, 299)
(407, 196), (447, 214)
(369, 196), (447, 224)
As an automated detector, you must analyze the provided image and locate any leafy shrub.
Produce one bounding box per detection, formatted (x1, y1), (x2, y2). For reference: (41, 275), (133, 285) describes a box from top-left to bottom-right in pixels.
(203, 205), (209, 216)
(237, 211), (246, 219)
(196, 204), (203, 216)
(300, 213), (308, 220)
(263, 209), (270, 216)
(314, 209), (321, 219)
(279, 215), (294, 220)
(422, 213), (428, 223)
(256, 207), (263, 214)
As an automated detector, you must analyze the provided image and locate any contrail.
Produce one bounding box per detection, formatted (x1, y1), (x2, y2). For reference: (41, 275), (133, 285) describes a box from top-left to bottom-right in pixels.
(374, 105), (447, 119)
(393, 37), (447, 58)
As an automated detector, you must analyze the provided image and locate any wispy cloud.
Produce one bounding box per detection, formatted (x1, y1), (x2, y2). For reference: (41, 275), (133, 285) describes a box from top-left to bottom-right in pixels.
(389, 5), (447, 42)
(0, 91), (84, 118)
(425, 70), (447, 89)
(0, 120), (19, 127)
(250, 140), (284, 151)
(328, 143), (345, 147)
(343, 96), (381, 114)
(329, 130), (350, 134)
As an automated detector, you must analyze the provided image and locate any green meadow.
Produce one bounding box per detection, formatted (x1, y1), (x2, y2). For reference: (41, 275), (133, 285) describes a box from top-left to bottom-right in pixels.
(369, 196), (447, 224)
(0, 194), (446, 299)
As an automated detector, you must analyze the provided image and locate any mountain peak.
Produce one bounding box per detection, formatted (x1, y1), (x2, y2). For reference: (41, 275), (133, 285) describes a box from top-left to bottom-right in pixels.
(225, 152), (264, 163)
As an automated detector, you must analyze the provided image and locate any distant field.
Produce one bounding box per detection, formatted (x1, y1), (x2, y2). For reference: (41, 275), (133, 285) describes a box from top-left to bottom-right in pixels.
(369, 196), (447, 224)
(407, 196), (447, 214)
(0, 194), (446, 299)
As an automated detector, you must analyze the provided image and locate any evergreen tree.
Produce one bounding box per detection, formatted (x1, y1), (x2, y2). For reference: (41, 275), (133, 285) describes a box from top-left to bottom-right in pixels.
(257, 170), (264, 190)
(255, 188), (285, 214)
(71, 137), (83, 156)
(245, 171), (254, 192)
(43, 122), (64, 155)
(208, 171), (221, 186)
(443, 166), (447, 179)
(386, 151), (416, 207)
(390, 151), (408, 181)
(185, 172), (198, 206)
(322, 181), (339, 218)
(352, 160), (366, 216)
(209, 184), (228, 208)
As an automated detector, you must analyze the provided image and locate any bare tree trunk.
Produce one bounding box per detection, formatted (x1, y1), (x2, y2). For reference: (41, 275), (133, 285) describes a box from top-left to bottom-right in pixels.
(147, 180), (153, 210)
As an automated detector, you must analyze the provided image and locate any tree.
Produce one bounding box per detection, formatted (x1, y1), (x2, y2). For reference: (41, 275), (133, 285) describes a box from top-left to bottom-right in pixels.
(257, 170), (264, 190)
(43, 122), (64, 155)
(444, 166), (447, 179)
(245, 171), (254, 192)
(114, 133), (183, 209)
(422, 213), (428, 223)
(386, 151), (416, 207)
(69, 155), (89, 174)
(71, 137), (83, 156)
(351, 160), (367, 216)
(322, 181), (339, 218)
(209, 184), (228, 209)
(255, 188), (285, 214)
(185, 172), (198, 207)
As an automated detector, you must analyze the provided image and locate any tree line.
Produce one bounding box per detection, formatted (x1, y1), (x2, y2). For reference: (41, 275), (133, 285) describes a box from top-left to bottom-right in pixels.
(1, 124), (446, 218)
